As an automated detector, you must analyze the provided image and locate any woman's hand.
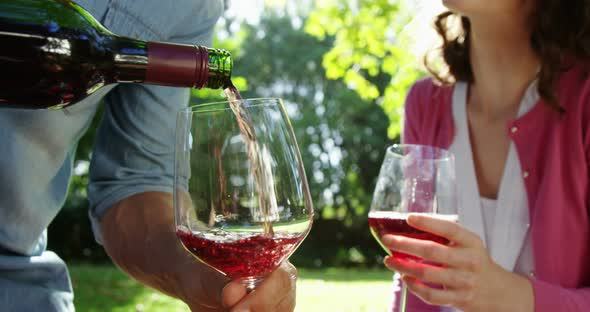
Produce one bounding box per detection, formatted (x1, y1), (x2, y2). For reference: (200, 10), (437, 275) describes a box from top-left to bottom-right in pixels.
(382, 214), (534, 312)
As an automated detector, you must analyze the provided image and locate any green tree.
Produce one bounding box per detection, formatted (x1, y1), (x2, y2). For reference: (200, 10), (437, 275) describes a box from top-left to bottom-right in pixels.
(305, 0), (425, 138)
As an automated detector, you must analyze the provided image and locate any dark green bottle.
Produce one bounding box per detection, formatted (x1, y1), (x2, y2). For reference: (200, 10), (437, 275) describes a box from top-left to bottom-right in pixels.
(0, 0), (232, 109)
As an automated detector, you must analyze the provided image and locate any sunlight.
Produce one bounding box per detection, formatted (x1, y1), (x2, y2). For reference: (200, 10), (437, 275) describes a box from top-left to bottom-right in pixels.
(225, 0), (264, 24)
(225, 0), (447, 68)
(403, 1), (447, 66)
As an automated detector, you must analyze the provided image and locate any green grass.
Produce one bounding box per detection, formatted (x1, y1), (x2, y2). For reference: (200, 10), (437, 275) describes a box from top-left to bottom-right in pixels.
(69, 264), (394, 311)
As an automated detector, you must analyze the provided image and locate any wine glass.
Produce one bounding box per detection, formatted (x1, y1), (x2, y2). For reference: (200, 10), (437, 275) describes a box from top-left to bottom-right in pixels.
(173, 98), (314, 291)
(369, 144), (457, 312)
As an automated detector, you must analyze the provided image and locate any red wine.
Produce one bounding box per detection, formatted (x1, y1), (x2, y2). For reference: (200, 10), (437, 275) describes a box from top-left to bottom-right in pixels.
(224, 83), (244, 103)
(224, 84), (277, 236)
(368, 211), (458, 261)
(176, 227), (302, 280)
(0, 0), (232, 109)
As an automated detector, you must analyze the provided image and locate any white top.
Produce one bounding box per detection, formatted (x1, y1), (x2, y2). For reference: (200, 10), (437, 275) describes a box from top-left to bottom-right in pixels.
(442, 81), (537, 312)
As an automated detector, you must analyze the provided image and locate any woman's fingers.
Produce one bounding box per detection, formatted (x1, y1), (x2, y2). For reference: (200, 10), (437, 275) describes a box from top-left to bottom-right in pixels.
(384, 256), (476, 289)
(406, 214), (483, 248)
(381, 235), (480, 269)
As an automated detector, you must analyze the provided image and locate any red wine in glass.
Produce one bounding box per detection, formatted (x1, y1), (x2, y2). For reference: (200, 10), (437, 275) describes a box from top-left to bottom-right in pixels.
(368, 211), (458, 261)
(176, 227), (303, 281)
(175, 97), (314, 290)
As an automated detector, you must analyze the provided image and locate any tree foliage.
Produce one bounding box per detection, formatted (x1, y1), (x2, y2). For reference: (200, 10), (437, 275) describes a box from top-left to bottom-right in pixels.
(305, 0), (425, 138)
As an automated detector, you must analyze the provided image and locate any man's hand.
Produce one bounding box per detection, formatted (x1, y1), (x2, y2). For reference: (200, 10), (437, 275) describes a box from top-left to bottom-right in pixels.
(221, 261), (297, 312)
(101, 191), (297, 311)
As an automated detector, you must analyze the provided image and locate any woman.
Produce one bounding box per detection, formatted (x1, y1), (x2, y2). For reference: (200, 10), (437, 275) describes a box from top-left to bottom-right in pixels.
(384, 0), (590, 311)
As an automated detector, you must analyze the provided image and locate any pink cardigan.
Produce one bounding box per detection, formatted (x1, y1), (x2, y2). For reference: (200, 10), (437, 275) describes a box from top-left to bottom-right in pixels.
(397, 65), (590, 311)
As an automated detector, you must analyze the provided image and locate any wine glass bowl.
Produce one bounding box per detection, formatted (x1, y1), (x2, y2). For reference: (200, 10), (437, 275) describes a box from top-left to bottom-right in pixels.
(174, 98), (313, 290)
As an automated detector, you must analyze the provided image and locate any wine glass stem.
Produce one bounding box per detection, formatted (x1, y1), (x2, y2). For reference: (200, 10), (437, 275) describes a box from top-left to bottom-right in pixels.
(400, 283), (408, 312)
(241, 277), (264, 293)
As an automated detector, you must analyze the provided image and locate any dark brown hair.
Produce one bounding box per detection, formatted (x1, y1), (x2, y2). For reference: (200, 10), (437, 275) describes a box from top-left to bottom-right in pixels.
(426, 2), (590, 112)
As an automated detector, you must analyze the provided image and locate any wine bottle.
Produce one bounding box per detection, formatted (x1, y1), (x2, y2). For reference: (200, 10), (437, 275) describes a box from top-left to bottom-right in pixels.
(0, 0), (232, 109)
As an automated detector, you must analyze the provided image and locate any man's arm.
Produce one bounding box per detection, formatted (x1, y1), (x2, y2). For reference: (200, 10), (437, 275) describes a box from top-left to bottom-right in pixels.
(100, 191), (228, 310)
(101, 191), (297, 311)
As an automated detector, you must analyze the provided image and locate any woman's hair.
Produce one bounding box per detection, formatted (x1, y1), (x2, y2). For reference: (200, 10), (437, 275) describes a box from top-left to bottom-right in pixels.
(426, 2), (590, 112)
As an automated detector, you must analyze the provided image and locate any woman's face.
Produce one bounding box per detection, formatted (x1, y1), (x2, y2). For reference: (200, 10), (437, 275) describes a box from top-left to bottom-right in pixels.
(442, 0), (533, 19)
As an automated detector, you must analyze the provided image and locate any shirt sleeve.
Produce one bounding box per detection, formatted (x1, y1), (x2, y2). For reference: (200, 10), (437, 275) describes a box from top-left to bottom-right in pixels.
(535, 67), (590, 312)
(531, 279), (590, 311)
(87, 0), (224, 243)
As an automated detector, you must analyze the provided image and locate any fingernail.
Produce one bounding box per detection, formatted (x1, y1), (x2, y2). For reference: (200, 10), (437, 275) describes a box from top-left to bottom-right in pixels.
(383, 256), (395, 268)
(232, 307), (250, 312)
(407, 214), (420, 223)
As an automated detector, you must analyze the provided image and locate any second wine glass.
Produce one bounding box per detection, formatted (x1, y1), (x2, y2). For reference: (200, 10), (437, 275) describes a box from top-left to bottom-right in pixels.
(369, 144), (458, 312)
(173, 98), (314, 291)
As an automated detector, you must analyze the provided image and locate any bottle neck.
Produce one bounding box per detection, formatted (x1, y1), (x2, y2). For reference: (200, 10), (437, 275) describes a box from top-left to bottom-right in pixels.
(144, 42), (210, 88)
(112, 39), (231, 89)
(207, 48), (233, 89)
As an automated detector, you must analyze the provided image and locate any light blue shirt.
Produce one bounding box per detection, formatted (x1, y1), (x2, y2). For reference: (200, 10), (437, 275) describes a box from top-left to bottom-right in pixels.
(0, 0), (223, 310)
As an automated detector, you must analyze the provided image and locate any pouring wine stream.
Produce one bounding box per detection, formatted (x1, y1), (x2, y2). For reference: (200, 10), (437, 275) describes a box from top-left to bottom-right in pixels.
(224, 84), (275, 236)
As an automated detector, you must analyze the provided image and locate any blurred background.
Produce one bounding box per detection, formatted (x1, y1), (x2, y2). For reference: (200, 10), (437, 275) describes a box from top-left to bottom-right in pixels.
(48, 0), (445, 311)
